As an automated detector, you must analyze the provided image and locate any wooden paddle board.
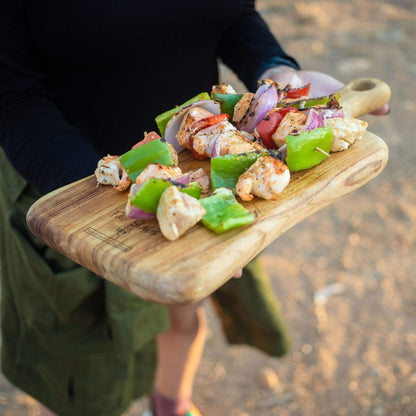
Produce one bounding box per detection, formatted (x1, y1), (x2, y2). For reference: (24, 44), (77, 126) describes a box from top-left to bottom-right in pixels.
(26, 78), (390, 304)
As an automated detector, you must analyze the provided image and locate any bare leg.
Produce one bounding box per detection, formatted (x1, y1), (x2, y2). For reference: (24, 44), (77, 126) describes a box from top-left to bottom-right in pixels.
(154, 302), (207, 413)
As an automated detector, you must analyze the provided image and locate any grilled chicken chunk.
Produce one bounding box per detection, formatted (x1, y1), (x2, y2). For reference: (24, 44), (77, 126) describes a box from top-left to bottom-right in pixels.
(157, 186), (206, 241)
(135, 163), (182, 184)
(211, 83), (237, 95)
(187, 168), (210, 193)
(95, 155), (132, 191)
(324, 117), (368, 152)
(271, 111), (308, 148)
(232, 93), (254, 124)
(166, 143), (179, 165)
(192, 121), (264, 157)
(176, 107), (214, 147)
(236, 155), (290, 201)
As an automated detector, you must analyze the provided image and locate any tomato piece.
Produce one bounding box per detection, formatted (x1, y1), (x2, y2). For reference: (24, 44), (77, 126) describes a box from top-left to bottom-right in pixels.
(131, 131), (161, 149)
(255, 107), (298, 149)
(285, 83), (311, 100)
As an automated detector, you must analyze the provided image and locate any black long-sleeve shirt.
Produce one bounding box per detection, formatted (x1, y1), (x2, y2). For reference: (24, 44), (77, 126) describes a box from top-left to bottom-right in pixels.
(0, 0), (299, 194)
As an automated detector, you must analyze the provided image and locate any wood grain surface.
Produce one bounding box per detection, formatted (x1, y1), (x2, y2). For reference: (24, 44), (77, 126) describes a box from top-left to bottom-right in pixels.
(26, 79), (390, 305)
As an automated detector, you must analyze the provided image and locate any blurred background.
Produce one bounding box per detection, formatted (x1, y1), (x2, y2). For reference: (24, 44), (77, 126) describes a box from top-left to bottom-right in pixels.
(1, 0), (415, 415)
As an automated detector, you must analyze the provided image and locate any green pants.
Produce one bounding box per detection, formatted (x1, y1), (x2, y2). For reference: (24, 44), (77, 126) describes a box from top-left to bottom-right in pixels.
(0, 148), (290, 416)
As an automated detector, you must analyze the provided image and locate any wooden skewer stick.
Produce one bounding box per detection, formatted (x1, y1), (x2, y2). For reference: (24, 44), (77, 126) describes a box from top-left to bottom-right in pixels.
(315, 147), (331, 157)
(342, 137), (354, 145)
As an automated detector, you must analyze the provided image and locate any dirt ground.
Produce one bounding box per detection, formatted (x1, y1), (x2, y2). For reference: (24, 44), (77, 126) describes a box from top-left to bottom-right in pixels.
(1, 0), (415, 415)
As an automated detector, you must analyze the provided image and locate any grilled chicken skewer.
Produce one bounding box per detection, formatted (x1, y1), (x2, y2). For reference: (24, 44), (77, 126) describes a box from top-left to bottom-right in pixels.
(213, 82), (368, 154)
(253, 108), (368, 153)
(175, 107), (265, 159)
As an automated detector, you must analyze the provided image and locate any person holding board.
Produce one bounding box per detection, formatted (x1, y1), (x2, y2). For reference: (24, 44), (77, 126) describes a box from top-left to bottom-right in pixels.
(0, 1), (388, 415)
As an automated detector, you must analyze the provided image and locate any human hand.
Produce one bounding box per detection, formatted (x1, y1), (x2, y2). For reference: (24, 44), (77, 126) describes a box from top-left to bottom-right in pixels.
(261, 67), (390, 115)
(232, 269), (243, 278)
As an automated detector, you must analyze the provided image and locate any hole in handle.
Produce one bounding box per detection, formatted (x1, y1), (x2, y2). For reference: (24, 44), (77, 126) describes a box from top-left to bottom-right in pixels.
(350, 79), (376, 91)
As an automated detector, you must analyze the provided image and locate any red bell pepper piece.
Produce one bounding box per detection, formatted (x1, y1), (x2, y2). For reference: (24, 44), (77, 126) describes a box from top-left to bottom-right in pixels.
(284, 83), (311, 100)
(190, 114), (229, 135)
(255, 107), (298, 149)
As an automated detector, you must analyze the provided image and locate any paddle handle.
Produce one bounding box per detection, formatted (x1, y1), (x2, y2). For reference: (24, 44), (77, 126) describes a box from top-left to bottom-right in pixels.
(338, 78), (391, 118)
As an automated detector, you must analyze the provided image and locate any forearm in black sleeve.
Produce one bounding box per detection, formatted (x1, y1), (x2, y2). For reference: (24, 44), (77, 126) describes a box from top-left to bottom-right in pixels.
(0, 93), (100, 195)
(0, 0), (99, 195)
(217, 0), (300, 91)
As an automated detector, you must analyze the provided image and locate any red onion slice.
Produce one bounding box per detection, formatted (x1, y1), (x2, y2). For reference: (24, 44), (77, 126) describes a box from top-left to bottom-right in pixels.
(171, 173), (190, 186)
(210, 137), (217, 158)
(306, 109), (324, 130)
(126, 201), (156, 220)
(164, 100), (221, 153)
(254, 82), (272, 100)
(125, 184), (156, 219)
(278, 144), (287, 162)
(211, 136), (222, 158)
(237, 84), (278, 133)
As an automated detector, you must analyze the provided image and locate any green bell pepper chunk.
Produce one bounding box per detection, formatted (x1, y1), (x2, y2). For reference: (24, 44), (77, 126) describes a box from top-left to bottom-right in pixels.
(212, 93), (244, 118)
(199, 188), (255, 233)
(119, 139), (175, 182)
(130, 178), (202, 213)
(155, 92), (211, 136)
(277, 93), (340, 110)
(211, 151), (268, 192)
(177, 181), (202, 200)
(285, 127), (334, 172)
